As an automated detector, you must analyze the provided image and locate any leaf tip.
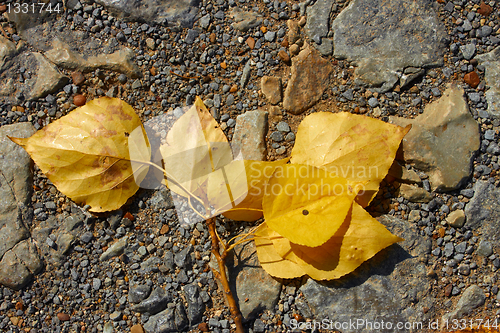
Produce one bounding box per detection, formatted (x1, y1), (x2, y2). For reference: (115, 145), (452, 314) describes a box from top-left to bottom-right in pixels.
(7, 136), (26, 146)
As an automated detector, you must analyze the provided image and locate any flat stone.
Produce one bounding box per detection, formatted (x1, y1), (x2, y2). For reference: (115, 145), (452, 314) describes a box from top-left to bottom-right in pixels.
(398, 184), (432, 203)
(261, 76), (282, 105)
(305, 0), (334, 44)
(232, 110), (268, 161)
(143, 303), (188, 333)
(230, 8), (262, 32)
(331, 0), (447, 92)
(441, 285), (485, 326)
(476, 46), (500, 116)
(100, 236), (128, 261)
(390, 85), (479, 191)
(283, 43), (333, 114)
(299, 215), (432, 333)
(94, 0), (199, 27)
(225, 241), (281, 321)
(464, 181), (500, 238)
(132, 287), (172, 314)
(0, 247), (34, 290)
(460, 43), (476, 60)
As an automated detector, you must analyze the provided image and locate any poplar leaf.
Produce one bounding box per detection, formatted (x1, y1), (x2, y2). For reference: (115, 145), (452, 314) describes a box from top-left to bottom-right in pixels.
(270, 202), (403, 280)
(290, 112), (410, 207)
(10, 97), (149, 212)
(262, 164), (361, 247)
(254, 222), (306, 279)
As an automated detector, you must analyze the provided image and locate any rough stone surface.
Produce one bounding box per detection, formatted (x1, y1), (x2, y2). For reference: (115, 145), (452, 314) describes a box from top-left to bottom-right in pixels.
(143, 303), (188, 333)
(0, 239), (42, 290)
(299, 215), (432, 333)
(261, 76), (282, 105)
(95, 0), (200, 27)
(331, 0), (447, 92)
(0, 52), (69, 102)
(132, 287), (172, 314)
(0, 35), (17, 71)
(100, 236), (129, 261)
(305, 0), (334, 44)
(476, 46), (500, 116)
(283, 44), (333, 114)
(390, 85), (479, 191)
(226, 241), (281, 321)
(465, 180), (500, 238)
(232, 110), (268, 161)
(441, 285), (485, 324)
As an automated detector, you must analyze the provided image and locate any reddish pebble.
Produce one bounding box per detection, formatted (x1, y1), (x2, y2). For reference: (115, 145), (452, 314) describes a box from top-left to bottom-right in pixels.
(57, 313), (70, 321)
(198, 323), (209, 332)
(0, 4), (7, 13)
(478, 1), (493, 16)
(130, 324), (144, 333)
(278, 50), (291, 65)
(160, 224), (170, 235)
(15, 301), (24, 311)
(246, 36), (255, 49)
(444, 284), (453, 297)
(123, 211), (135, 221)
(73, 94), (86, 106)
(464, 71), (480, 88)
(71, 71), (85, 86)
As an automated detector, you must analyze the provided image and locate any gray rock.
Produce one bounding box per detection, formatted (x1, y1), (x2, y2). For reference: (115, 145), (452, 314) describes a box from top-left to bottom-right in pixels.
(476, 240), (493, 257)
(276, 122), (291, 133)
(0, 52), (69, 102)
(143, 303), (188, 333)
(183, 283), (205, 325)
(224, 241), (281, 320)
(305, 0), (334, 44)
(390, 85), (479, 191)
(94, 0), (199, 27)
(460, 43), (476, 60)
(476, 46), (500, 116)
(465, 181), (500, 237)
(331, 0), (447, 92)
(240, 61), (252, 88)
(174, 245), (192, 269)
(132, 287), (172, 314)
(442, 285), (485, 324)
(316, 38), (334, 56)
(66, 0), (82, 10)
(128, 284), (151, 304)
(100, 236), (128, 261)
(199, 14), (211, 30)
(93, 278), (102, 291)
(0, 239), (43, 290)
(299, 215), (433, 333)
(232, 110), (268, 161)
(184, 29), (199, 44)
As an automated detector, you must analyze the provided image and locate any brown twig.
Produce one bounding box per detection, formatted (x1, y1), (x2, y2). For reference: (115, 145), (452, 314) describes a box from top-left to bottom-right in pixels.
(169, 70), (199, 80)
(206, 217), (245, 333)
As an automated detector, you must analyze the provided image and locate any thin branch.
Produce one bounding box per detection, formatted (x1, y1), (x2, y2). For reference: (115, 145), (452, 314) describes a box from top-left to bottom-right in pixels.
(206, 217), (245, 333)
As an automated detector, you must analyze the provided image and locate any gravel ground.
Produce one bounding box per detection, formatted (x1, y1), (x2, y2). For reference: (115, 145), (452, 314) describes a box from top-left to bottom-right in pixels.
(0, 0), (500, 332)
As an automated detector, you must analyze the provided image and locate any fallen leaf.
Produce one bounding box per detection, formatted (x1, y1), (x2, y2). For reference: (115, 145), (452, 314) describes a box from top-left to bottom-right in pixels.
(254, 222), (306, 279)
(262, 164), (362, 247)
(160, 97), (233, 202)
(271, 202), (403, 280)
(213, 159), (288, 222)
(10, 97), (149, 212)
(290, 112), (410, 207)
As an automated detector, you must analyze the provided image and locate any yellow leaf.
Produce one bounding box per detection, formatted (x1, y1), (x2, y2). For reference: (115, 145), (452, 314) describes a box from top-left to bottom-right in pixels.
(271, 202), (403, 280)
(290, 112), (410, 207)
(262, 164), (361, 247)
(254, 223), (306, 279)
(10, 97), (149, 212)
(160, 97), (233, 203)
(210, 159), (288, 222)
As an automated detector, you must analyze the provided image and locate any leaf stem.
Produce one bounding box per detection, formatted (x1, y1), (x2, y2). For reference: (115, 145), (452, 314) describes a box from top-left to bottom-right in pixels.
(206, 217), (245, 333)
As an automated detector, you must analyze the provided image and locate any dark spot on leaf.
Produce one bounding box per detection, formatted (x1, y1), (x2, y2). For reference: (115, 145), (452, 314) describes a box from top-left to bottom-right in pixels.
(302, 210), (309, 216)
(124, 132), (129, 137)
